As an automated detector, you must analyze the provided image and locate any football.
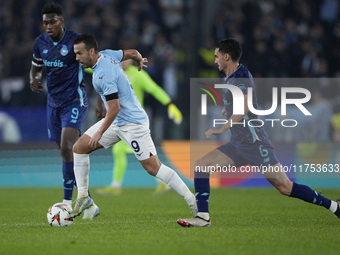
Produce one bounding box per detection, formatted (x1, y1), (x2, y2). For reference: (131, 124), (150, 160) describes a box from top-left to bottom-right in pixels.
(47, 203), (73, 227)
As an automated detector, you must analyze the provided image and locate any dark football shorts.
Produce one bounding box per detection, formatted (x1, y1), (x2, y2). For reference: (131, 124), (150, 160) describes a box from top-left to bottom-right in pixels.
(46, 100), (88, 142)
(217, 137), (280, 168)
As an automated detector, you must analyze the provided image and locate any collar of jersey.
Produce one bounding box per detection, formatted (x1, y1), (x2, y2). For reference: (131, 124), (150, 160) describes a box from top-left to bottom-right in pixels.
(225, 63), (243, 80)
(92, 54), (102, 69)
(48, 28), (66, 46)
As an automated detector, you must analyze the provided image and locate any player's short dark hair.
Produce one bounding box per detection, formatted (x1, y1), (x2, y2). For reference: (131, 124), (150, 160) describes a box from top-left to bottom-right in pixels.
(74, 34), (99, 53)
(216, 39), (242, 62)
(42, 3), (63, 16)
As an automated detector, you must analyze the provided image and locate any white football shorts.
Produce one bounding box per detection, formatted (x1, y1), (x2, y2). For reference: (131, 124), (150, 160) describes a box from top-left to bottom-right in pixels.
(84, 119), (157, 161)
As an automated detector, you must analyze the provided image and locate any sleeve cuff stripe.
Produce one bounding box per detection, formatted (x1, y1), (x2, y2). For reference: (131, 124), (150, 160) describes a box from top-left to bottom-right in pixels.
(32, 61), (44, 67)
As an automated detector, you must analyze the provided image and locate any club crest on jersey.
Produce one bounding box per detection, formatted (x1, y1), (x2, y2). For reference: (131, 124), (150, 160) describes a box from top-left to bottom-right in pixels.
(60, 45), (68, 56)
(42, 49), (48, 54)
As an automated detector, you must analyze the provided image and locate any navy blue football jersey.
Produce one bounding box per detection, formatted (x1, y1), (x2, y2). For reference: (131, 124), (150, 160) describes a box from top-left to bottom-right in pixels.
(32, 29), (88, 108)
(222, 64), (268, 143)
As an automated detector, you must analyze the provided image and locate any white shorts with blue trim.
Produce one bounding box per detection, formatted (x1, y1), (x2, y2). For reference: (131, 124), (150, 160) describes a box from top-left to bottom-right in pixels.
(85, 119), (157, 161)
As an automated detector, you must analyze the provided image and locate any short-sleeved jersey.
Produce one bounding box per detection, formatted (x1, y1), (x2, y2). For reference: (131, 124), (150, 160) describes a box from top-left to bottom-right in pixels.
(32, 29), (87, 108)
(92, 49), (148, 126)
(222, 64), (268, 143)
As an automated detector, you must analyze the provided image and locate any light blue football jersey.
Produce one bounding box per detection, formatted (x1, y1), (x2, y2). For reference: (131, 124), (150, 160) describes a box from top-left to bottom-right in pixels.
(92, 49), (148, 126)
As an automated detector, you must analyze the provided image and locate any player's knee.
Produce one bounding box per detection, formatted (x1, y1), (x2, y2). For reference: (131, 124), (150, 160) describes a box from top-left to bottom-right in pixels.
(72, 142), (81, 154)
(141, 157), (161, 176)
(60, 145), (73, 161)
(143, 164), (158, 176)
(147, 167), (158, 176)
(194, 159), (211, 174)
(194, 159), (205, 172)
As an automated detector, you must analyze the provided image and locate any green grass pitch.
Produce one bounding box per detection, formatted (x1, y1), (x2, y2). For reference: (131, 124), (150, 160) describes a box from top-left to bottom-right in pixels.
(0, 187), (339, 255)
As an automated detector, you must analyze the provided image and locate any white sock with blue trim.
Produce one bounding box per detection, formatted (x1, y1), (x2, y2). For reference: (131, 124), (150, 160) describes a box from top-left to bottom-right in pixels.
(156, 164), (194, 203)
(73, 153), (90, 199)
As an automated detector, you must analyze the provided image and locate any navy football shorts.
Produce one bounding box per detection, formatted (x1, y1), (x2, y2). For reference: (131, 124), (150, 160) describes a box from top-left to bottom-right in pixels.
(46, 101), (88, 142)
(217, 137), (279, 168)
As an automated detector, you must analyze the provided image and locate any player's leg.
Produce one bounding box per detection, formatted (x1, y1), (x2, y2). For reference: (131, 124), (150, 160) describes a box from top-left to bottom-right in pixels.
(71, 119), (120, 218)
(59, 127), (80, 207)
(118, 121), (197, 215)
(58, 103), (90, 207)
(263, 163), (340, 218)
(97, 141), (131, 195)
(140, 154), (198, 216)
(47, 105), (77, 208)
(70, 133), (102, 217)
(60, 127), (100, 219)
(178, 146), (237, 227)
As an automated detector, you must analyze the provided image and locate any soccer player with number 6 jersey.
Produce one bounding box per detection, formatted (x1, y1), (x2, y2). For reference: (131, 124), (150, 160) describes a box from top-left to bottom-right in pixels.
(177, 39), (340, 227)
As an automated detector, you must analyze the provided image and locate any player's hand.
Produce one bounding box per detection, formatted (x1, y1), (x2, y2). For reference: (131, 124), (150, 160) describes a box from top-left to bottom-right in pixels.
(30, 79), (43, 93)
(137, 58), (148, 71)
(89, 131), (102, 149)
(168, 103), (183, 125)
(205, 128), (224, 140)
(222, 107), (227, 117)
(96, 100), (106, 119)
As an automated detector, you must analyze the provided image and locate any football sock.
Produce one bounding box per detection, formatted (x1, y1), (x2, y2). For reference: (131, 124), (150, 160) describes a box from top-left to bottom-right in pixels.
(73, 153), (90, 198)
(62, 199), (72, 208)
(194, 171), (210, 213)
(290, 182), (331, 209)
(156, 164), (194, 203)
(62, 161), (75, 200)
(197, 212), (210, 221)
(329, 200), (338, 213)
(112, 145), (127, 184)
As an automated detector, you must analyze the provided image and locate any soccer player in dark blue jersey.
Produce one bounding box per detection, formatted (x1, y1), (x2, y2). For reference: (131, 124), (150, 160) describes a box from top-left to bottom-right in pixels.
(177, 39), (340, 227)
(29, 3), (99, 219)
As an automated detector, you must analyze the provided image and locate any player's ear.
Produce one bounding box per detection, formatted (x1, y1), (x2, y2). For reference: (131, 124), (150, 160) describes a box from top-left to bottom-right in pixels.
(60, 17), (64, 26)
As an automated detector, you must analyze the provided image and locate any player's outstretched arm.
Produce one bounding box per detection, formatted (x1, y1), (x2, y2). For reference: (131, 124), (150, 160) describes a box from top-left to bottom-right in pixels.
(205, 94), (249, 139)
(122, 49), (147, 71)
(29, 65), (43, 93)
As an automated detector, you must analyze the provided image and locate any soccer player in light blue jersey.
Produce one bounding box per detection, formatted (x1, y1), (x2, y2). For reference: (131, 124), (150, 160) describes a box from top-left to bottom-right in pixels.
(29, 3), (99, 219)
(177, 38), (340, 227)
(69, 34), (197, 218)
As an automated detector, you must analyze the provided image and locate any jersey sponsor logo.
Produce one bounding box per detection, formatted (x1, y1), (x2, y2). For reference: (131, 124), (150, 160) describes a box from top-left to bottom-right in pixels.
(43, 59), (67, 67)
(42, 49), (48, 54)
(60, 45), (69, 56)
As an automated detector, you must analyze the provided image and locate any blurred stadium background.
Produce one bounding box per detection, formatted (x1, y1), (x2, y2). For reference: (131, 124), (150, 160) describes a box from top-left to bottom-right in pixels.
(1, 0), (340, 188)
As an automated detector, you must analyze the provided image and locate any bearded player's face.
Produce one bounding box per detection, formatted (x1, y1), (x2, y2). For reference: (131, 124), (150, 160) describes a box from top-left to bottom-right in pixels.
(74, 42), (94, 68)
